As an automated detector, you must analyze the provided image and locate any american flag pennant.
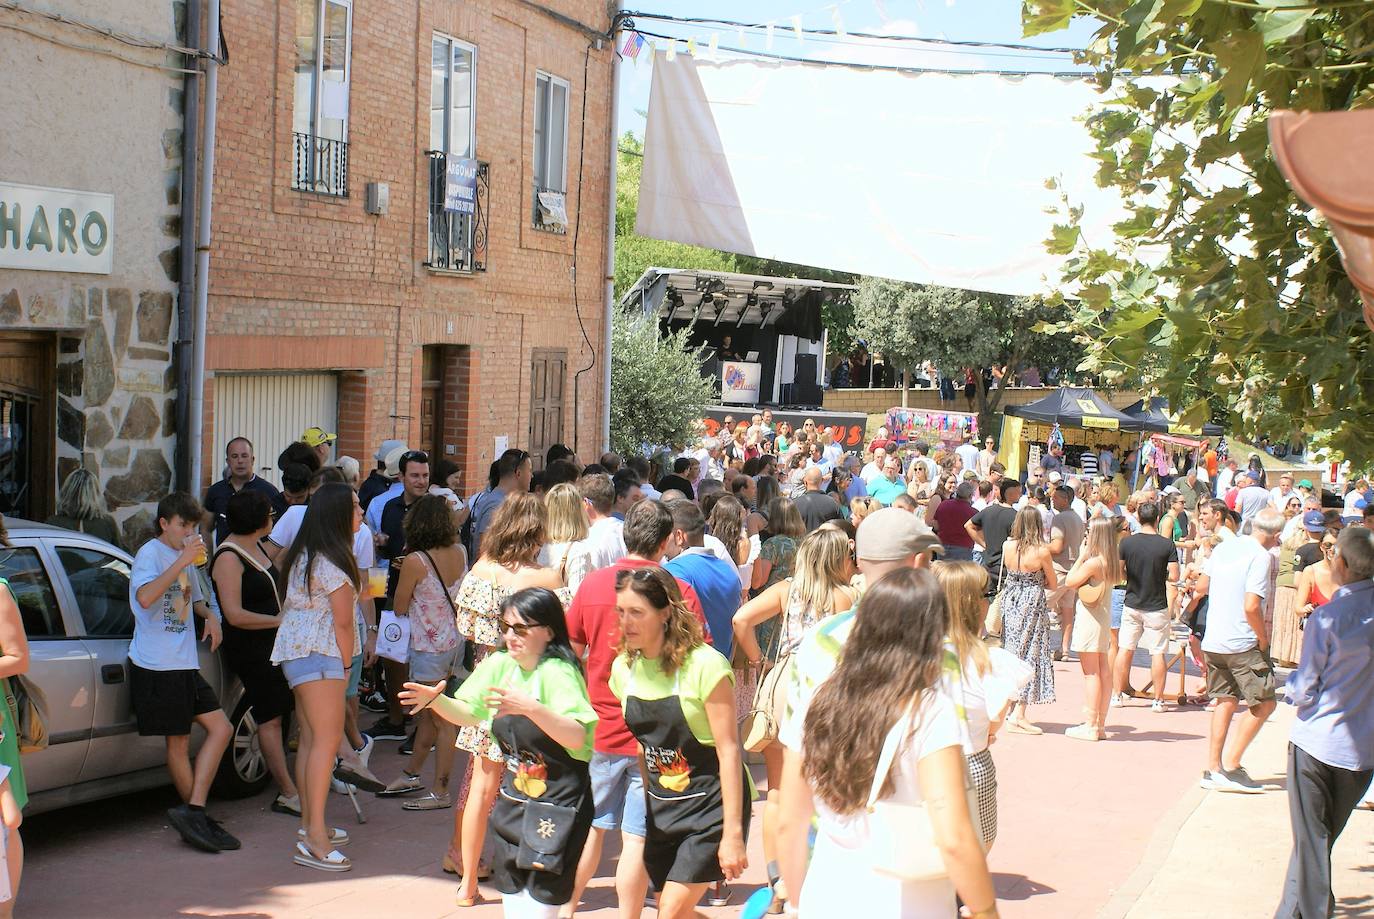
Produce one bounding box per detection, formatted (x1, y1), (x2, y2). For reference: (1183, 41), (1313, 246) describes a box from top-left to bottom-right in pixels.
(621, 31), (645, 60)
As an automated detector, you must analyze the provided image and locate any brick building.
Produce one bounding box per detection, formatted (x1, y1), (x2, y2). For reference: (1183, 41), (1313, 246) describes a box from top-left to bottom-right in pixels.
(203, 0), (615, 491)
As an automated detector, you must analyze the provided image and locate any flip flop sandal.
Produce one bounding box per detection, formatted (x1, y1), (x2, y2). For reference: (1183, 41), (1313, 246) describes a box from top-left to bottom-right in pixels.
(297, 826), (350, 847)
(332, 760), (386, 794)
(455, 892), (486, 908)
(402, 792), (452, 811)
(294, 841), (352, 872)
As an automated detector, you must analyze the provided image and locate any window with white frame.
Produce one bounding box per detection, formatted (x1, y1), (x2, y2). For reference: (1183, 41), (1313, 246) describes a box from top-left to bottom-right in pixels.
(533, 71), (569, 232)
(430, 35), (476, 158)
(292, 0), (352, 196)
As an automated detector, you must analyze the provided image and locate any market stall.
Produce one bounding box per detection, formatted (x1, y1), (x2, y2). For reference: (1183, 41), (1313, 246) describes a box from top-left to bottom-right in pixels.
(884, 407), (979, 451)
(999, 388), (1145, 478)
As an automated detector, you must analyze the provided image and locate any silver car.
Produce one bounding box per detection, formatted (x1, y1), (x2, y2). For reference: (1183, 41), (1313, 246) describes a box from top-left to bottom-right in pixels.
(4, 518), (271, 815)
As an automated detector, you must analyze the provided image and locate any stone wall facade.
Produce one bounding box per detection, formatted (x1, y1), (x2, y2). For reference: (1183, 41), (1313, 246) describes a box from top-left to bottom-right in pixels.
(0, 2), (184, 543)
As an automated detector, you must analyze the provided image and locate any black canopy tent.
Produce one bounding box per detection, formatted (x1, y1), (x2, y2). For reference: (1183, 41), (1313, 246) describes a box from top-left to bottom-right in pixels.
(1004, 387), (1145, 431)
(1120, 397), (1224, 437)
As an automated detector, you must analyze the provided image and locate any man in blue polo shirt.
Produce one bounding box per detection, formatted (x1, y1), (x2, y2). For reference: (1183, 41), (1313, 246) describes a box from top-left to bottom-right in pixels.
(663, 499), (742, 660)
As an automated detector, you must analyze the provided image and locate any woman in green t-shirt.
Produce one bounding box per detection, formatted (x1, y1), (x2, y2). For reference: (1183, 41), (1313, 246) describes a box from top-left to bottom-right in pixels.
(401, 588), (595, 916)
(611, 566), (748, 917)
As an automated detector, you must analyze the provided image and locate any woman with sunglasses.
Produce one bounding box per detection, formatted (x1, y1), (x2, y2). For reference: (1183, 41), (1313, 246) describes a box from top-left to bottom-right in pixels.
(401, 588), (595, 918)
(1295, 528), (1341, 625)
(612, 567), (748, 918)
(450, 494), (564, 906)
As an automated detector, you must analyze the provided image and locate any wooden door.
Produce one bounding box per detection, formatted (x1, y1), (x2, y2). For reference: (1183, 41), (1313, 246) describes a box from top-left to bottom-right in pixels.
(420, 346), (442, 460)
(0, 332), (54, 520)
(527, 349), (565, 472)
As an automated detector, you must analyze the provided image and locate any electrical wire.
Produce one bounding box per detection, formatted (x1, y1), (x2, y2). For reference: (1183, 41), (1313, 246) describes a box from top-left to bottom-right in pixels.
(570, 43), (598, 452)
(1, 0), (222, 62)
(619, 10), (1088, 54)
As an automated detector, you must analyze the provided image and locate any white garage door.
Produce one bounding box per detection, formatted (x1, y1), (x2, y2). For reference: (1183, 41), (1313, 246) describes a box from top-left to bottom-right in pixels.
(212, 372), (338, 487)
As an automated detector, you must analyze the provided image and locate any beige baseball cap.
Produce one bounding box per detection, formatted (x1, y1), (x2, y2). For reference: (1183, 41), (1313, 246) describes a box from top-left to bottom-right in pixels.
(856, 508), (943, 560)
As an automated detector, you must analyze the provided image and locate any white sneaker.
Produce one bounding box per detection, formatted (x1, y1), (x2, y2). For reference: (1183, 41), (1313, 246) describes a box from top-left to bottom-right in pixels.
(1151, 699), (1166, 713)
(330, 777), (356, 795)
(356, 735), (374, 768)
(1211, 767), (1264, 794)
(1110, 692), (1126, 707)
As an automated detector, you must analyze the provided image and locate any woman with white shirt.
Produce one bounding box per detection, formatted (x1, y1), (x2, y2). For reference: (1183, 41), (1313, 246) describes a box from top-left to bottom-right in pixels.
(270, 483), (364, 872)
(934, 561), (1031, 849)
(537, 483), (595, 592)
(789, 568), (999, 918)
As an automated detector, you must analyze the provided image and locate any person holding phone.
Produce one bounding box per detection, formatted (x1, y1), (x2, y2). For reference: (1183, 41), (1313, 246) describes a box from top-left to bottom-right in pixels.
(401, 588), (595, 917)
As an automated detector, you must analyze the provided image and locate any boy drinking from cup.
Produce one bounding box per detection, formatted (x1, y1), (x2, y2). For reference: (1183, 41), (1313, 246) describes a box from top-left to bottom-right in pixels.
(129, 492), (238, 853)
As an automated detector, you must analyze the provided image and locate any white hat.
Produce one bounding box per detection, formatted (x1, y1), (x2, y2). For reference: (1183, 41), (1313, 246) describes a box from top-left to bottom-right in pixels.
(1047, 471), (1063, 484)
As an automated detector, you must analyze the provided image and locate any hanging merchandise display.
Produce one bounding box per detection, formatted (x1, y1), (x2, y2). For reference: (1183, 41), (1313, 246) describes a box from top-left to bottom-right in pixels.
(883, 407), (978, 450)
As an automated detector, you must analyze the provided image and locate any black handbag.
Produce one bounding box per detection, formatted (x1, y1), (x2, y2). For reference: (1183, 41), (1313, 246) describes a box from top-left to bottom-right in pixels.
(516, 800), (578, 874)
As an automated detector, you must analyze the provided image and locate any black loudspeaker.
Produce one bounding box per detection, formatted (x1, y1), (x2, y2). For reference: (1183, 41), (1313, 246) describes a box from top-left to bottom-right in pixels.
(793, 353), (821, 405)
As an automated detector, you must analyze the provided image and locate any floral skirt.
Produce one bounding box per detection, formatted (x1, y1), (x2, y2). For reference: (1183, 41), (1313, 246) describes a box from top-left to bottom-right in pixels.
(454, 644), (504, 764)
(1270, 584), (1304, 667)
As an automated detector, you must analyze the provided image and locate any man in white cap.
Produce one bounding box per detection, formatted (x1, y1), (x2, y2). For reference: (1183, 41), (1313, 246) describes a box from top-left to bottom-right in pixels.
(365, 445), (408, 536)
(777, 507), (941, 904)
(360, 438), (406, 512)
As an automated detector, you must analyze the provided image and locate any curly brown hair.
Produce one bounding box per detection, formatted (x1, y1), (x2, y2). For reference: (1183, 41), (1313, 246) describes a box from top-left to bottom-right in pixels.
(403, 494), (456, 552)
(803, 567), (949, 814)
(613, 566), (704, 677)
(480, 493), (546, 568)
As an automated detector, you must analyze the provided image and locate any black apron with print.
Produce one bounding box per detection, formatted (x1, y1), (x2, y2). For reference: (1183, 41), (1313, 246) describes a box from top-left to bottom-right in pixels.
(622, 667), (750, 888)
(487, 671), (593, 906)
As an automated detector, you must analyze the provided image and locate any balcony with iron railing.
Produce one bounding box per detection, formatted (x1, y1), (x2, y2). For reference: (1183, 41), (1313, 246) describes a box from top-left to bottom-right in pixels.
(425, 152), (489, 273)
(532, 183), (568, 234)
(292, 133), (349, 197)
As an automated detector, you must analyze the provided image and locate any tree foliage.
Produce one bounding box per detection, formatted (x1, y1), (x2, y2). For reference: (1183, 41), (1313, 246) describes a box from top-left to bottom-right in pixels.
(1022, 0), (1374, 457)
(851, 277), (1084, 428)
(609, 306), (716, 455)
(615, 134), (858, 354)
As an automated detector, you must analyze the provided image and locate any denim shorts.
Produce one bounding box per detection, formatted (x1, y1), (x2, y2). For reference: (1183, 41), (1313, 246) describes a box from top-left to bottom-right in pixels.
(410, 647), (460, 683)
(279, 652), (346, 689)
(1110, 588), (1125, 630)
(345, 653), (363, 698)
(590, 751), (647, 837)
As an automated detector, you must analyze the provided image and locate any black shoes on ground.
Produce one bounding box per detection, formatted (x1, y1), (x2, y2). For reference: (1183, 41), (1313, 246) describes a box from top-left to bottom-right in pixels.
(364, 718), (408, 741)
(168, 803), (241, 853)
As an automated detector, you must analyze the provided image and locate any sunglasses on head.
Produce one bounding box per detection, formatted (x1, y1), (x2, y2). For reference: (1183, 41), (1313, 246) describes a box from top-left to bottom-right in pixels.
(500, 619), (541, 637)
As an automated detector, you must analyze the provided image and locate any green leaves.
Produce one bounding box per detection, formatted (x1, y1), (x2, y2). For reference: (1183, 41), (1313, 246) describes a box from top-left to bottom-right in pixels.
(1215, 31), (1265, 118)
(609, 308), (715, 455)
(1022, 0), (1076, 37)
(1253, 0), (1314, 45)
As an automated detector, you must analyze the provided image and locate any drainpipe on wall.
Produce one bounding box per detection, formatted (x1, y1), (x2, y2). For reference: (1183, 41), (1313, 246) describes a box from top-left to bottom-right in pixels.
(188, 0), (221, 493)
(174, 0), (202, 491)
(602, 3), (624, 453)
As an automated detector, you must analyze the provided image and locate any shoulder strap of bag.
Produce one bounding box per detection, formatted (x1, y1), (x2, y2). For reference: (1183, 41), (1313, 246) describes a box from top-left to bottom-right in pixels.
(421, 549), (462, 621)
(214, 542), (281, 615)
(866, 693), (921, 809)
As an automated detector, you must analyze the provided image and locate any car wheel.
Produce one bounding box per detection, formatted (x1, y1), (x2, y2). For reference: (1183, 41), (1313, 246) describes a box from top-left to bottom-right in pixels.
(213, 695), (276, 799)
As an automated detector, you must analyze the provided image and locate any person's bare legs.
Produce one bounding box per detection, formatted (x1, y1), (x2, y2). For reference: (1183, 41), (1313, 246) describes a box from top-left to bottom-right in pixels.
(296, 697), (314, 836)
(407, 711), (456, 795)
(188, 709), (232, 806)
(1207, 696), (1239, 773)
(761, 742), (784, 880)
(344, 693), (365, 751)
(258, 716), (299, 798)
(561, 826), (606, 918)
(382, 658), (408, 725)
(165, 734), (194, 802)
(1107, 628), (1120, 686)
(657, 880), (709, 919)
(615, 833), (649, 919)
(296, 679), (346, 854)
(1112, 641), (1137, 699)
(1079, 651), (1109, 733)
(0, 781), (22, 918)
(458, 757), (503, 901)
(1222, 699), (1276, 772)
(1149, 653), (1167, 703)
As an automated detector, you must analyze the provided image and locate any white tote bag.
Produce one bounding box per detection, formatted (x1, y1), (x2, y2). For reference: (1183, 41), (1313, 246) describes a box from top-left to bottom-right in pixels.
(375, 609), (411, 664)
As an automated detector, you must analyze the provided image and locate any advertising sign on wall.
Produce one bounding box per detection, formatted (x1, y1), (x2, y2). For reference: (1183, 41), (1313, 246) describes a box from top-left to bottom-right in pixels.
(444, 158), (479, 214)
(0, 181), (114, 274)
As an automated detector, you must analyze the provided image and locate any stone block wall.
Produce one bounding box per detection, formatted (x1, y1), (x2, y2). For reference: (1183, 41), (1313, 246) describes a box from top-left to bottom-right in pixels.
(0, 0), (186, 546)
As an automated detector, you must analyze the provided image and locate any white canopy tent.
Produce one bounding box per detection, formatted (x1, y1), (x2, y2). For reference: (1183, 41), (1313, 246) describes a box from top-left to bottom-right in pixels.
(636, 53), (1140, 297)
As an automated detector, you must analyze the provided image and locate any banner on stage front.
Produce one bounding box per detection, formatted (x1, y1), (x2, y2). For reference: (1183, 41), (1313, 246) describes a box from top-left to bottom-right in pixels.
(721, 361), (761, 404)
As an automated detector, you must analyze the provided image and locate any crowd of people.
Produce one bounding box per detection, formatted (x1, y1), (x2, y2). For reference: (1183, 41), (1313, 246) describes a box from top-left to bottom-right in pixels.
(4, 413), (1372, 918)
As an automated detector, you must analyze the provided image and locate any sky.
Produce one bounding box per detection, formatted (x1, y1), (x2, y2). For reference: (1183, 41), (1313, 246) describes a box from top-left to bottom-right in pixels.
(614, 0), (1103, 137)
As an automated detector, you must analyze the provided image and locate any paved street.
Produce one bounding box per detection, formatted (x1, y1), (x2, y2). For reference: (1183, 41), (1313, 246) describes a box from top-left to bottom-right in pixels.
(22, 652), (1374, 918)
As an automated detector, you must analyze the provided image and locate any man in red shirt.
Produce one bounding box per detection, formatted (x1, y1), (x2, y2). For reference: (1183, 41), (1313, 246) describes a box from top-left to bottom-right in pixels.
(562, 500), (710, 919)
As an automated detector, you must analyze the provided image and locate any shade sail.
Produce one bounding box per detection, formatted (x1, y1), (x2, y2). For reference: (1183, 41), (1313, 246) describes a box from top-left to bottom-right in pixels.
(1120, 397), (1224, 437)
(637, 54), (1135, 297)
(1004, 387), (1144, 432)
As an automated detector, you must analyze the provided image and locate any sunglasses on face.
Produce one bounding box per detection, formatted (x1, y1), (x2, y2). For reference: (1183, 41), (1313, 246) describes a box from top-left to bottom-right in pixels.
(500, 619), (540, 637)
(1322, 543), (1336, 552)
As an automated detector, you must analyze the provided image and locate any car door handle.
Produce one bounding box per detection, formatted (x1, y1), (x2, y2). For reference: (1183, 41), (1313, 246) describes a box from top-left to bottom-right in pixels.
(101, 664), (126, 685)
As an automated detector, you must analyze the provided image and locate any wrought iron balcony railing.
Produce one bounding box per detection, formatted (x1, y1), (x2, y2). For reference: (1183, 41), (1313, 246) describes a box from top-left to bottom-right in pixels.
(425, 152), (489, 273)
(292, 133), (349, 197)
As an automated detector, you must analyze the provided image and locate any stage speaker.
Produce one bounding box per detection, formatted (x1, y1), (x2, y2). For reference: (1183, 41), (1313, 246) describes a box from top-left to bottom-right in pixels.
(793, 354), (821, 405)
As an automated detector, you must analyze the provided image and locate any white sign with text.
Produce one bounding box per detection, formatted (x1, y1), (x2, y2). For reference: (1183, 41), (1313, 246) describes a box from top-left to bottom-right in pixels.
(0, 181), (114, 274)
